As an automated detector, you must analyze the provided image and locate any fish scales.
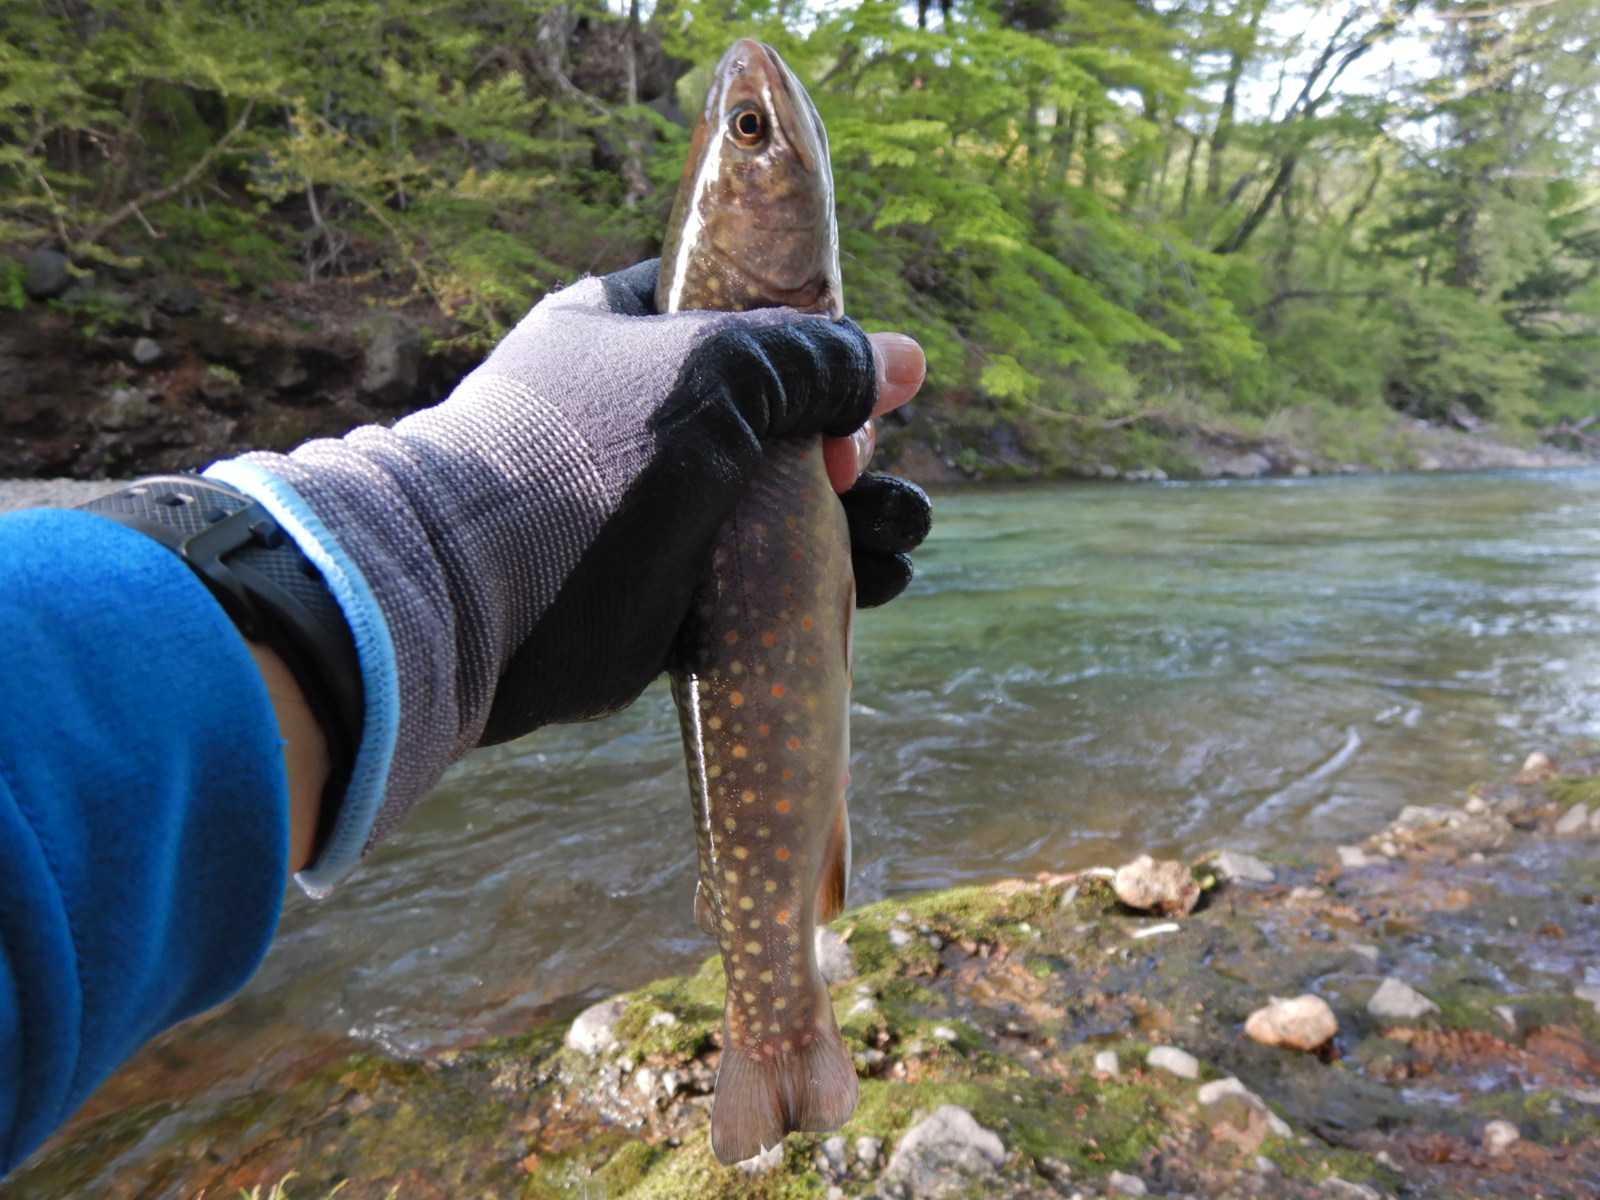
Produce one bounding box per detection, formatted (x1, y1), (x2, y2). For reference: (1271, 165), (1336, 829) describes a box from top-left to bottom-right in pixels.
(659, 38), (860, 1163)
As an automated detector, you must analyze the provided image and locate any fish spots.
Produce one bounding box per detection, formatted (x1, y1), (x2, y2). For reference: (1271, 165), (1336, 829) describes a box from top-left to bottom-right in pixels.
(738, 896), (754, 910)
(758, 969), (774, 984)
(740, 789), (756, 804)
(757, 723), (771, 738)
(781, 768), (795, 782)
(765, 880), (779, 895)
(744, 940), (763, 955)
(708, 764), (723, 779)
(723, 817), (737, 833)
(732, 744), (748, 759)
(729, 690), (745, 708)
(773, 997), (788, 1011)
(771, 683), (786, 698)
(775, 798), (792, 815)
(733, 845), (749, 860)
(724, 630), (739, 645)
(721, 918), (735, 932)
(707, 716), (723, 731)
(775, 906), (791, 923)
(786, 736), (803, 752)
(730, 660), (745, 675)
(801, 615), (815, 631)
(724, 870), (739, 884)
(761, 631), (779, 648)
(775, 847), (791, 862)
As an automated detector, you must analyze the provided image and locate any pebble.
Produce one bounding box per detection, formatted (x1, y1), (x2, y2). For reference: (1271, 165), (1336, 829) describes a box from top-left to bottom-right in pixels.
(1337, 845), (1375, 869)
(1108, 1170), (1148, 1196)
(820, 1135), (847, 1175)
(889, 927), (914, 948)
(883, 1105), (1006, 1198)
(564, 996), (627, 1055)
(1146, 1045), (1200, 1079)
(1113, 854), (1201, 917)
(1516, 750), (1557, 782)
(1212, 849), (1276, 884)
(1196, 1077), (1293, 1137)
(1378, 840), (1399, 857)
(1367, 977), (1439, 1021)
(1495, 1004), (1518, 1032)
(1555, 803), (1590, 836)
(1482, 1119), (1520, 1155)
(647, 1009), (678, 1027)
(130, 336), (162, 366)
(932, 1025), (960, 1042)
(633, 1067), (656, 1096)
(1131, 922), (1181, 940)
(815, 927), (856, 983)
(1094, 1049), (1120, 1076)
(1464, 794), (1489, 816)
(855, 1135), (883, 1166)
(1243, 994), (1338, 1051)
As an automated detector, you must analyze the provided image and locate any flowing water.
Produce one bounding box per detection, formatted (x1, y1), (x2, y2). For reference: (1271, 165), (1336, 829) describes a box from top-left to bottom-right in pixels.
(27, 468), (1600, 1170)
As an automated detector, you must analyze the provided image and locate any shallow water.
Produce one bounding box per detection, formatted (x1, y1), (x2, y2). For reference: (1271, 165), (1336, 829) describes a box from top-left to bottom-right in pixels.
(34, 468), (1600, 1164)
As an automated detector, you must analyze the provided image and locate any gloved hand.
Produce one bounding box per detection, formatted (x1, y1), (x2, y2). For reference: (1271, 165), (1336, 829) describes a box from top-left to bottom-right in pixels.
(208, 259), (931, 888)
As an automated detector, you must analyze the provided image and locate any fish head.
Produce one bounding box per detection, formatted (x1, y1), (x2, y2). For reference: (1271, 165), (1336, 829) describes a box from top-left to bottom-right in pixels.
(658, 39), (842, 317)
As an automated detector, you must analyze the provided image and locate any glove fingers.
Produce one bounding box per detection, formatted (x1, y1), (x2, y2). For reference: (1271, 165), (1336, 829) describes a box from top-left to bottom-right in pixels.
(841, 473), (933, 555)
(854, 551), (915, 609)
(599, 259), (662, 316)
(736, 317), (877, 440)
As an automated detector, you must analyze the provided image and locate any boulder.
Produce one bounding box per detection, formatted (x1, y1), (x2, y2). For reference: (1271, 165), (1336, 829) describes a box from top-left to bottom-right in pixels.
(23, 248), (71, 301)
(1244, 994), (1338, 1052)
(883, 1104), (1006, 1198)
(360, 311), (424, 406)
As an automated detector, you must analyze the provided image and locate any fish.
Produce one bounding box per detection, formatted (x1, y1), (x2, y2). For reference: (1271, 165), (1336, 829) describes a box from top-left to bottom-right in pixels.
(657, 38), (859, 1164)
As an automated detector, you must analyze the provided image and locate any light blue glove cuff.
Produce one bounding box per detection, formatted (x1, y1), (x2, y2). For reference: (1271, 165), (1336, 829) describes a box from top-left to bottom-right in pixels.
(205, 460), (401, 896)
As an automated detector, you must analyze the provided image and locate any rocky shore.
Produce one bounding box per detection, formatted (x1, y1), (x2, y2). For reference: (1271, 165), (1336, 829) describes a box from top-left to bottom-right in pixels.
(11, 753), (1600, 1199)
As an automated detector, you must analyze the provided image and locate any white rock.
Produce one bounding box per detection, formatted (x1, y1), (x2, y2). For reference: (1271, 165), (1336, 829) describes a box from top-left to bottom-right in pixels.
(1108, 1170), (1148, 1196)
(1094, 1049), (1120, 1076)
(1367, 977), (1439, 1022)
(1482, 1120), (1519, 1156)
(1197, 1077), (1293, 1138)
(1337, 845), (1374, 869)
(1555, 803), (1590, 836)
(1574, 984), (1600, 1014)
(815, 927), (856, 983)
(889, 927), (915, 949)
(564, 996), (627, 1055)
(1131, 922), (1181, 940)
(633, 1066), (657, 1096)
(883, 1105), (1006, 1198)
(1244, 994), (1339, 1051)
(1146, 1045), (1200, 1080)
(1516, 750), (1557, 782)
(1495, 1005), (1518, 1032)
(1464, 795), (1489, 816)
(1351, 943), (1380, 964)
(647, 1009), (678, 1027)
(131, 336), (162, 365)
(855, 1135), (883, 1165)
(1114, 854), (1201, 917)
(1212, 849), (1275, 884)
(932, 1025), (960, 1042)
(737, 1142), (784, 1174)
(819, 1135), (848, 1174)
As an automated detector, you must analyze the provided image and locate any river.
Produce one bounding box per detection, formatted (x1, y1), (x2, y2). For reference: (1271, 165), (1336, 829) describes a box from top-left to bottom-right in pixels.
(16, 467), (1600, 1182)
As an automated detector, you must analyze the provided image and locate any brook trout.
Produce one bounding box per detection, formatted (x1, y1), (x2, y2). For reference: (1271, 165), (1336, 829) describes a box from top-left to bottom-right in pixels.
(659, 39), (859, 1163)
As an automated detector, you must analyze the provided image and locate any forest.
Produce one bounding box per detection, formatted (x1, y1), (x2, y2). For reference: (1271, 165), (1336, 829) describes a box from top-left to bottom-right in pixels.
(3, 0), (1599, 472)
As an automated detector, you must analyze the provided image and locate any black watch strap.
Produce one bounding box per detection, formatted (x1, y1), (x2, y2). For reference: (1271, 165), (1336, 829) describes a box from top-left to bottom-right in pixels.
(79, 475), (363, 844)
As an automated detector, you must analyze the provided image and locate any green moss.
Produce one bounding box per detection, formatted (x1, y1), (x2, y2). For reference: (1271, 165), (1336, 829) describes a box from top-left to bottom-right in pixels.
(613, 955), (726, 1060)
(1258, 1135), (1398, 1190)
(620, 1135), (828, 1200)
(1548, 776), (1600, 810)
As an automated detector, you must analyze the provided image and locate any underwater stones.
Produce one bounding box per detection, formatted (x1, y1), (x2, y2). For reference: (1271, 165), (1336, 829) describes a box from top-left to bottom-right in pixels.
(1211, 849), (1275, 884)
(815, 926), (856, 983)
(1114, 855), (1201, 917)
(564, 996), (627, 1055)
(882, 1104), (1006, 1199)
(1554, 803), (1590, 836)
(1366, 977), (1439, 1022)
(1244, 994), (1339, 1052)
(1146, 1045), (1200, 1080)
(1482, 1120), (1520, 1156)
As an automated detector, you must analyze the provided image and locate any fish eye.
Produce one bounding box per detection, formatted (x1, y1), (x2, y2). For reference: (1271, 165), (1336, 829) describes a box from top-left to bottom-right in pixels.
(729, 105), (766, 148)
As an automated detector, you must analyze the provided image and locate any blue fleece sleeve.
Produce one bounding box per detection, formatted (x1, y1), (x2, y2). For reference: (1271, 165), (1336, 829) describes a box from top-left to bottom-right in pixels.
(0, 509), (288, 1174)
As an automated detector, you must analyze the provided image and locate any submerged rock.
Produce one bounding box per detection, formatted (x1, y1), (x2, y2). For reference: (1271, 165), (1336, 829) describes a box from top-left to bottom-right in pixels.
(1114, 854), (1201, 916)
(1244, 994), (1338, 1051)
(1516, 750), (1557, 782)
(1211, 848), (1275, 884)
(1366, 977), (1439, 1022)
(1482, 1120), (1520, 1156)
(882, 1104), (1006, 1198)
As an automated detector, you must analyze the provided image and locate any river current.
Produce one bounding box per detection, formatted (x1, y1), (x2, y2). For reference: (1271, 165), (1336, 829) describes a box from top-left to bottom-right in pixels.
(23, 468), (1600, 1170)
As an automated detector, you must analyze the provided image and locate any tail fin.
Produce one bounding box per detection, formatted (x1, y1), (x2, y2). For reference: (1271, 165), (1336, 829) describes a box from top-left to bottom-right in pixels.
(710, 1017), (859, 1164)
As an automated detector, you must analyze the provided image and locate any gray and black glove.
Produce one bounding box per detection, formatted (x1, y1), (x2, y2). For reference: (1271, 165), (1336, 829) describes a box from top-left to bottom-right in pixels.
(208, 259), (930, 889)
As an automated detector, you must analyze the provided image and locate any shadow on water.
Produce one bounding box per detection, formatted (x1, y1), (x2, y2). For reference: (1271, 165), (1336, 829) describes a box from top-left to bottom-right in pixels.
(40, 467), (1600, 1168)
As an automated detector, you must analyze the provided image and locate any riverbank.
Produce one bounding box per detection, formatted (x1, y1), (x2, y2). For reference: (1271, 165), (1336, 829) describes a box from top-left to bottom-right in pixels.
(12, 751), (1599, 1198)
(3, 279), (1592, 489)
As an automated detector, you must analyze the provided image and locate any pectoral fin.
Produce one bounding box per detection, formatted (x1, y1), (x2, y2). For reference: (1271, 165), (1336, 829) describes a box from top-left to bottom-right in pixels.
(815, 802), (851, 923)
(694, 880), (719, 937)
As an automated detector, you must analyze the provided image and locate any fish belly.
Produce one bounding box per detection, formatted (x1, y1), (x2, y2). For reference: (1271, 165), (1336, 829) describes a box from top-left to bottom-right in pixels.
(669, 436), (858, 1162)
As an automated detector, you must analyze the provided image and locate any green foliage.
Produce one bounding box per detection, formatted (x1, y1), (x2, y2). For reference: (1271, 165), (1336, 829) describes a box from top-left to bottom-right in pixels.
(1, 0), (1596, 445)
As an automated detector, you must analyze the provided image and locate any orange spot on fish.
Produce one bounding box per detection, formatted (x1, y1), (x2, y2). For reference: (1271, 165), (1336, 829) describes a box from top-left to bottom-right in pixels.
(775, 908), (791, 925)
(801, 616), (814, 631)
(732, 744), (748, 759)
(741, 788), (755, 803)
(781, 768), (795, 782)
(775, 847), (791, 861)
(729, 691), (744, 707)
(757, 724), (771, 737)
(761, 631), (778, 648)
(775, 799), (792, 815)
(786, 736), (803, 751)
(724, 630), (739, 645)
(771, 683), (786, 698)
